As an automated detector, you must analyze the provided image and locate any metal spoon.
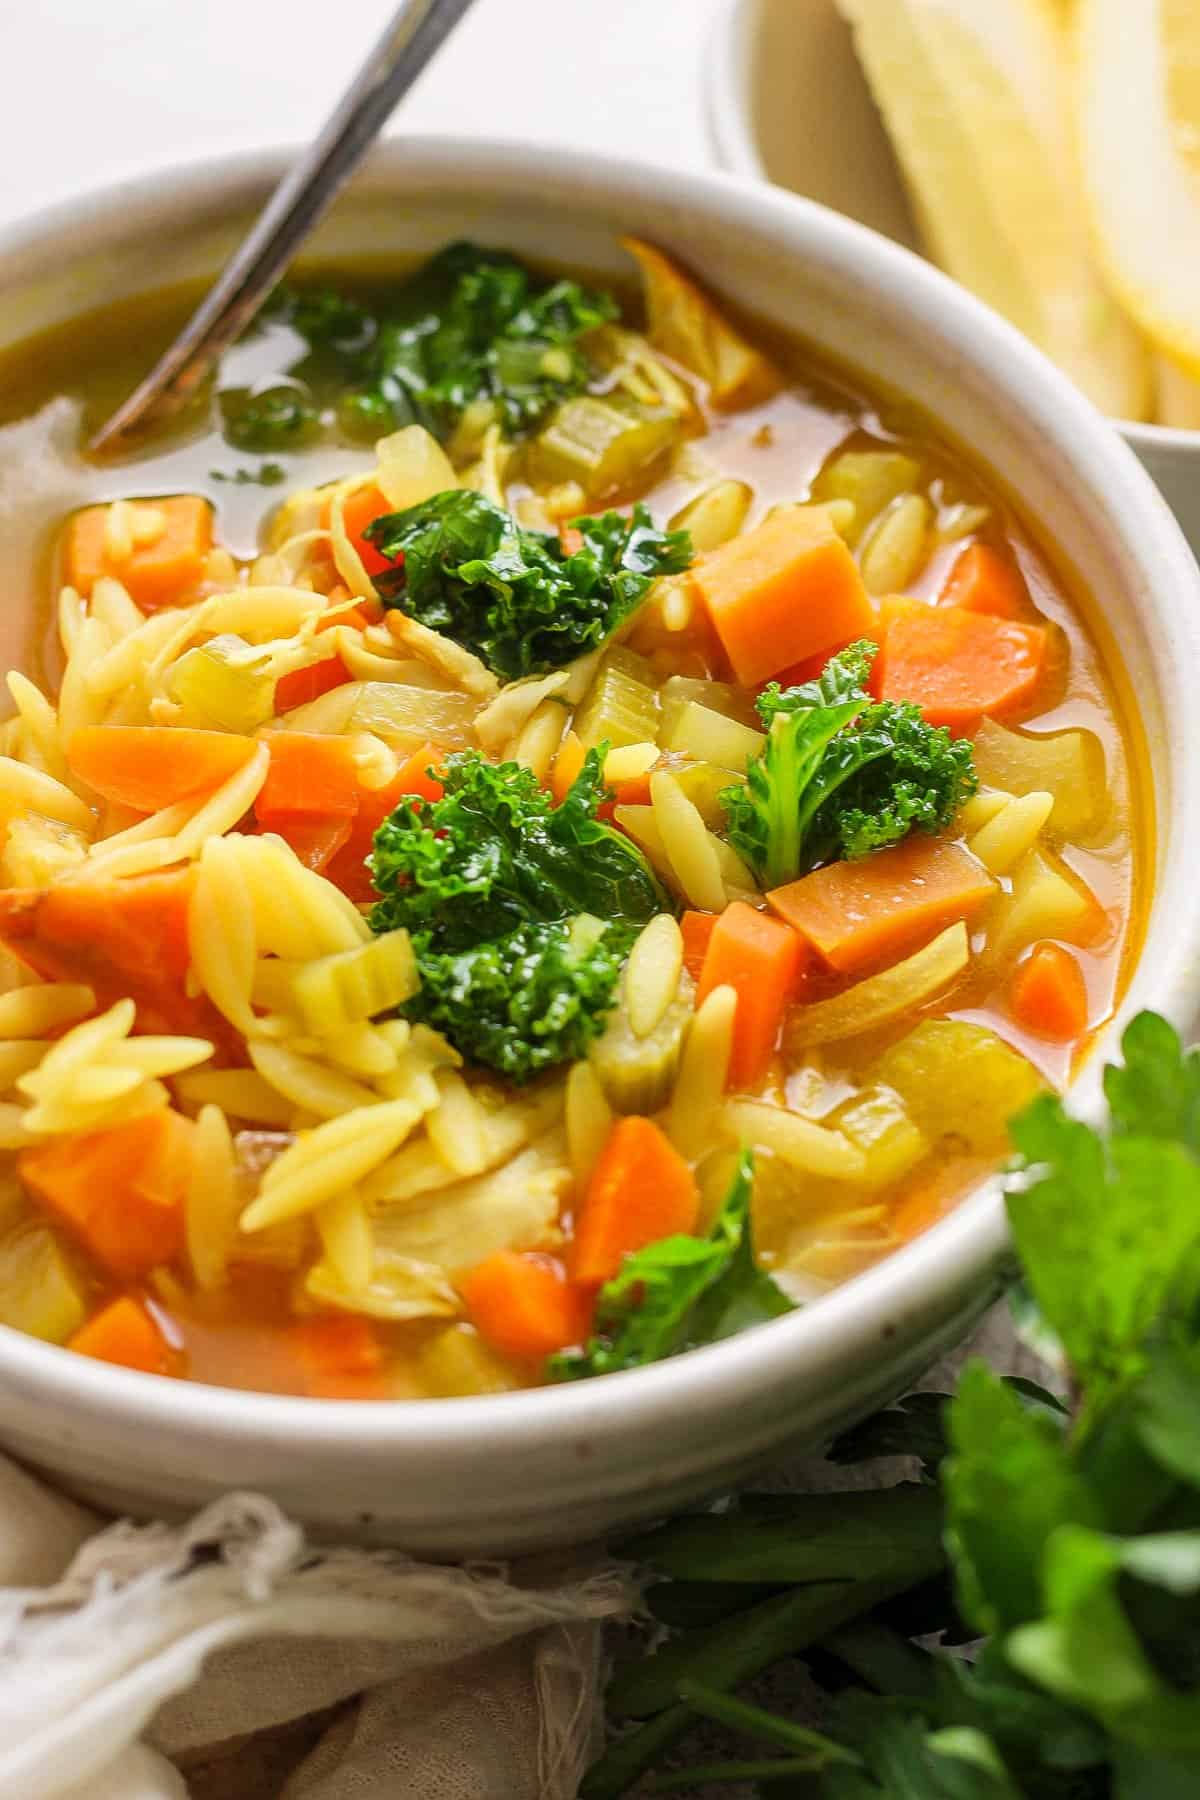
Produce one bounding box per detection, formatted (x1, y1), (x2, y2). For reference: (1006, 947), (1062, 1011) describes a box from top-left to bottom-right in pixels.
(89, 0), (478, 456)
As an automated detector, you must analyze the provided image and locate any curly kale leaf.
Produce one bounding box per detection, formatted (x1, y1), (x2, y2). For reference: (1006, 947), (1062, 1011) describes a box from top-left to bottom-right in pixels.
(368, 747), (668, 951)
(367, 749), (667, 1076)
(551, 1150), (792, 1380)
(249, 244), (617, 454)
(406, 916), (635, 1084)
(365, 490), (691, 679)
(721, 639), (977, 887)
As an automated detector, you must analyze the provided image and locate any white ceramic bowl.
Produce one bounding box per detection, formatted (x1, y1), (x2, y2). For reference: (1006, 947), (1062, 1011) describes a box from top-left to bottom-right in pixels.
(708, 0), (1200, 564)
(0, 138), (1197, 1554)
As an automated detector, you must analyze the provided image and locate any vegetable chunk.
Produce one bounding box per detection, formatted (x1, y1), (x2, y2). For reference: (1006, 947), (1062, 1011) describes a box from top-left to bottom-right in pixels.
(767, 836), (996, 974)
(67, 726), (257, 812)
(69, 1296), (176, 1375)
(572, 1115), (700, 1286)
(693, 509), (876, 686)
(622, 238), (780, 410)
(696, 902), (806, 1088)
(871, 1018), (1044, 1153)
(461, 1252), (589, 1361)
(20, 1110), (193, 1279)
(62, 496), (213, 610)
(873, 597), (1047, 730)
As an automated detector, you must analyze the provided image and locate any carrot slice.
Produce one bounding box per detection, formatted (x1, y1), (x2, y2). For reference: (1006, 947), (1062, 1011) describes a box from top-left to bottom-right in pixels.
(767, 837), (996, 975)
(69, 1297), (177, 1375)
(67, 725), (257, 813)
(0, 868), (231, 1046)
(696, 900), (806, 1088)
(692, 509), (876, 686)
(572, 1116), (700, 1287)
(324, 742), (445, 903)
(257, 732), (362, 822)
(1009, 942), (1089, 1041)
(550, 730), (587, 806)
(939, 542), (1031, 621)
(274, 653), (348, 714)
(680, 910), (719, 982)
(264, 814), (353, 873)
(460, 1252), (590, 1362)
(319, 483), (396, 580)
(62, 496), (214, 611)
(21, 1111), (194, 1280)
(873, 597), (1046, 732)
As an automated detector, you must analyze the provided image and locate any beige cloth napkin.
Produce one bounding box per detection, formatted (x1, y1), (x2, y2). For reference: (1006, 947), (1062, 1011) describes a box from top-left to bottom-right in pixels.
(0, 1454), (633, 1800)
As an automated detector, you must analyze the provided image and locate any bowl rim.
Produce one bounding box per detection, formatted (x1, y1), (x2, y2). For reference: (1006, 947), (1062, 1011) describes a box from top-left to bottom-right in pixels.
(0, 133), (1195, 1466)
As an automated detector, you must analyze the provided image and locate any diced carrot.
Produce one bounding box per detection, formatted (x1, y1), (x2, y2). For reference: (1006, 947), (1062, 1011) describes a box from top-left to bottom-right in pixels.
(939, 542), (1030, 621)
(550, 730), (587, 806)
(291, 1314), (382, 1378)
(460, 1251), (591, 1362)
(264, 814), (353, 873)
(323, 743), (445, 903)
(696, 900), (806, 1088)
(873, 597), (1047, 732)
(62, 496), (214, 611)
(767, 640), (859, 691)
(572, 1116), (700, 1287)
(890, 1186), (945, 1245)
(559, 524), (585, 556)
(319, 483), (396, 580)
(388, 740), (446, 807)
(680, 910), (719, 982)
(67, 725), (257, 813)
(692, 510), (876, 686)
(0, 868), (231, 1047)
(767, 836), (996, 976)
(20, 1110), (193, 1280)
(69, 1297), (177, 1375)
(274, 654), (349, 714)
(1009, 942), (1089, 1041)
(257, 732), (362, 822)
(290, 1313), (388, 1398)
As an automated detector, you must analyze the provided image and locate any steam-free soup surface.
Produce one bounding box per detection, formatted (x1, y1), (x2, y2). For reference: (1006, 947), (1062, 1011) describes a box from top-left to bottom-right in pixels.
(0, 241), (1145, 1398)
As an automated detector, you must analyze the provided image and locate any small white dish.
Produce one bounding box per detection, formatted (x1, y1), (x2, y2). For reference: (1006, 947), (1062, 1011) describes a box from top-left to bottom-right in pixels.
(0, 137), (1196, 1552)
(708, 0), (1200, 562)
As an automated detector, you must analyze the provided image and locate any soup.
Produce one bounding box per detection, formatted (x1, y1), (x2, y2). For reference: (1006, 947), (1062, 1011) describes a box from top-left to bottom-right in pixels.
(0, 238), (1144, 1399)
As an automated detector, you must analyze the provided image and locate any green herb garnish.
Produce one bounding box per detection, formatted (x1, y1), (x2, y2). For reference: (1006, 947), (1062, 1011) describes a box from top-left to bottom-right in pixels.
(721, 640), (977, 888)
(367, 747), (667, 1078)
(365, 490), (691, 680)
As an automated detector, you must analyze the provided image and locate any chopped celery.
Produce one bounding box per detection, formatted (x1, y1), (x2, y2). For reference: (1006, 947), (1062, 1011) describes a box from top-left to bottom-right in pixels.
(871, 1019), (1043, 1155)
(0, 1223), (86, 1343)
(346, 681), (478, 752)
(674, 761), (745, 827)
(290, 929), (419, 1035)
(589, 970), (694, 1113)
(813, 449), (921, 546)
(574, 647), (660, 751)
(971, 718), (1107, 835)
(660, 700), (765, 773)
(829, 1086), (928, 1188)
(418, 1324), (522, 1396)
(526, 395), (683, 500)
(660, 675), (760, 734)
(169, 634), (278, 732)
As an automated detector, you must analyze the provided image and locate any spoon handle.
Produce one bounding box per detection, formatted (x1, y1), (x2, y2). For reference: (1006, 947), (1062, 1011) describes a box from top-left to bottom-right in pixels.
(90, 0), (478, 455)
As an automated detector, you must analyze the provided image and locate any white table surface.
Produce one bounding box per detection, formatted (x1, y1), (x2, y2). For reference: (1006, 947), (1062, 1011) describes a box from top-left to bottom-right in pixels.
(1, 0), (727, 226)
